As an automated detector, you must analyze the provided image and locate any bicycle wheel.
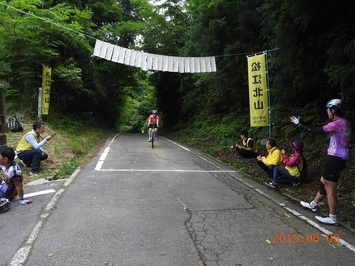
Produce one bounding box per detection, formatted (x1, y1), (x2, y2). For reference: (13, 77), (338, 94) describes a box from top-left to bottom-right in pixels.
(151, 129), (155, 149)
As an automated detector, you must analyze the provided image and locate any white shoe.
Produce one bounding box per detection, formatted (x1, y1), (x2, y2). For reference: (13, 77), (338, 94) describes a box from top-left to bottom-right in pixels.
(148, 138), (151, 142)
(300, 201), (317, 212)
(264, 182), (276, 188)
(315, 215), (338, 225)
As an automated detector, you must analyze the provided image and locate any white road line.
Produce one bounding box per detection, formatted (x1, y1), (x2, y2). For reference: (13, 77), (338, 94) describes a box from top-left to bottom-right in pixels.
(95, 147), (110, 170)
(94, 133), (120, 171)
(24, 189), (56, 198)
(165, 138), (224, 170)
(99, 169), (236, 172)
(207, 165), (355, 253)
(10, 167), (82, 266)
(284, 207), (355, 252)
(13, 189), (56, 201)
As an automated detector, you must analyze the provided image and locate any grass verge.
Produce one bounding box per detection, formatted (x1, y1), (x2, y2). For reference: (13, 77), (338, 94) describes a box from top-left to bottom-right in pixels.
(6, 114), (114, 183)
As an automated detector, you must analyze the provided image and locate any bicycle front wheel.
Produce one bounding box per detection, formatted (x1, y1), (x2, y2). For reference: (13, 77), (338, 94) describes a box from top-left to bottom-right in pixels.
(151, 130), (155, 149)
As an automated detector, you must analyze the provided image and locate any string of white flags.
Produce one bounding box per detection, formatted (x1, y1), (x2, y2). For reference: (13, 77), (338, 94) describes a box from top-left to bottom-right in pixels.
(93, 39), (217, 73)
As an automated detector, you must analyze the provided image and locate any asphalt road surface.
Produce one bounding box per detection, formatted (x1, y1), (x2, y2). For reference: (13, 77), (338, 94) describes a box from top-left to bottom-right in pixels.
(2, 133), (355, 265)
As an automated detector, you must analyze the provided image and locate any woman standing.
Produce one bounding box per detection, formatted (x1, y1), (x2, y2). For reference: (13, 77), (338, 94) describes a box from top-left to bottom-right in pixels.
(290, 99), (351, 225)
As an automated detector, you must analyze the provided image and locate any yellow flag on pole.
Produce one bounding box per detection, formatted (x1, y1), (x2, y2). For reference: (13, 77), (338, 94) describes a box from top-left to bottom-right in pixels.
(42, 66), (52, 115)
(247, 54), (268, 127)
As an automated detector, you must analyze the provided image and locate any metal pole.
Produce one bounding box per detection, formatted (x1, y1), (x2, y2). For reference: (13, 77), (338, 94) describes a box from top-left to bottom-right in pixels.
(265, 51), (271, 138)
(38, 87), (42, 119)
(0, 83), (7, 147)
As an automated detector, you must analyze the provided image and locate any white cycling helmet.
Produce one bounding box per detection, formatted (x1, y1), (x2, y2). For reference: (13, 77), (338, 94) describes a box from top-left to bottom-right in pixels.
(326, 99), (343, 109)
(0, 198), (11, 213)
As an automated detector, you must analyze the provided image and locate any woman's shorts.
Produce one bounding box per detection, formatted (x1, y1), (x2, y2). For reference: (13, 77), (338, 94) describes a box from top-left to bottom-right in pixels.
(323, 155), (346, 183)
(148, 124), (158, 128)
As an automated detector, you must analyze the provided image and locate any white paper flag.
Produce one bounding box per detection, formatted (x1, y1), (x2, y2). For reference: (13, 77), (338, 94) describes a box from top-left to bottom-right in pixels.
(184, 57), (191, 73)
(173, 57), (179, 72)
(190, 57), (196, 73)
(124, 49), (131, 65)
(105, 43), (114, 60)
(111, 45), (120, 62)
(135, 52), (142, 67)
(205, 57), (212, 72)
(93, 40), (217, 72)
(93, 40), (103, 57)
(199, 57), (207, 73)
(99, 42), (108, 58)
(129, 50), (137, 66)
(168, 56), (174, 72)
(210, 57), (217, 72)
(157, 55), (163, 71)
(146, 54), (153, 70)
(162, 56), (169, 72)
(194, 57), (201, 73)
(117, 47), (127, 64)
(152, 54), (159, 70)
(178, 57), (185, 73)
(140, 52), (148, 70)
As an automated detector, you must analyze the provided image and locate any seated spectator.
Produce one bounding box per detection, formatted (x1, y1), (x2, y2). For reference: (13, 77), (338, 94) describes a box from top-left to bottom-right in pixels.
(265, 140), (304, 188)
(256, 138), (283, 177)
(15, 121), (53, 175)
(234, 130), (260, 159)
(0, 147), (32, 205)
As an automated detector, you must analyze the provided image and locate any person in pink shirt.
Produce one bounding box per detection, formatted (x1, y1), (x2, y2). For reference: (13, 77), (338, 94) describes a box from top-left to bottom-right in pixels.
(147, 110), (160, 142)
(265, 140), (305, 188)
(290, 99), (351, 225)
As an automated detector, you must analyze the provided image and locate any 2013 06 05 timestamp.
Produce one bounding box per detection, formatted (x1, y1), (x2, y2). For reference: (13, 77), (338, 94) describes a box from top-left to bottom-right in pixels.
(272, 233), (340, 244)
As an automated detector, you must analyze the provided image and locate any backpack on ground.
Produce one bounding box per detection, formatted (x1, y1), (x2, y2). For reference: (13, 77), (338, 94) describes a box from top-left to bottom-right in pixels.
(8, 115), (23, 132)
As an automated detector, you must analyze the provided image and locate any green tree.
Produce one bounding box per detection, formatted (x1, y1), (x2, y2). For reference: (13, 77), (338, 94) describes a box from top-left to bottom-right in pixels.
(259, 0), (355, 108)
(180, 0), (264, 121)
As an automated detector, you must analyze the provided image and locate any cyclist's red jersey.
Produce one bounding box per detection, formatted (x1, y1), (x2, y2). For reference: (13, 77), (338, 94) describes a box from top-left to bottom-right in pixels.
(149, 115), (159, 124)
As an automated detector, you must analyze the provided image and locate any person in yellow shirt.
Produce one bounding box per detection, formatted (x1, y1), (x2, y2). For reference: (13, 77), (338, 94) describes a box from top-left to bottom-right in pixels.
(265, 140), (305, 188)
(234, 130), (259, 159)
(256, 138), (283, 177)
(16, 121), (53, 175)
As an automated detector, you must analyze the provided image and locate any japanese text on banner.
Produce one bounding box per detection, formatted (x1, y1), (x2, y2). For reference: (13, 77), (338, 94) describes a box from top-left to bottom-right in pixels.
(247, 54), (268, 127)
(42, 66), (52, 115)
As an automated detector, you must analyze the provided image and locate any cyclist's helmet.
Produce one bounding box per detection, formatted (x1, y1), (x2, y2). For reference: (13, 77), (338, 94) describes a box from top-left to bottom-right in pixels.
(326, 99), (343, 109)
(152, 110), (158, 114)
(0, 198), (11, 213)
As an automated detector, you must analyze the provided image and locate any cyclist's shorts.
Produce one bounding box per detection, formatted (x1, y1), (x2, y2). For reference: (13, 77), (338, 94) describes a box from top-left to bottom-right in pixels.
(323, 155), (346, 183)
(148, 124), (158, 128)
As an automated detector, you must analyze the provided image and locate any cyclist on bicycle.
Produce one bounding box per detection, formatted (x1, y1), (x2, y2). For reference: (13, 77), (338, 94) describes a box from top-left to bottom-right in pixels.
(147, 110), (159, 142)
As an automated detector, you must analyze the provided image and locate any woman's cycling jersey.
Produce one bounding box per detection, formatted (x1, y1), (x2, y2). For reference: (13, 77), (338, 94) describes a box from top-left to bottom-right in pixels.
(323, 117), (351, 160)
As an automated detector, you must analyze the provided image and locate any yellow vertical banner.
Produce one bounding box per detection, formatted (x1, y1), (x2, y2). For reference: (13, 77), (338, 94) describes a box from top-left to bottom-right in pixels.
(247, 54), (268, 127)
(42, 66), (52, 115)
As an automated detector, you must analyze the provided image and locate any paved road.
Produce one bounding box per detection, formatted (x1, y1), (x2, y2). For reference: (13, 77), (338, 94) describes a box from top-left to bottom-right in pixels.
(2, 133), (355, 265)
